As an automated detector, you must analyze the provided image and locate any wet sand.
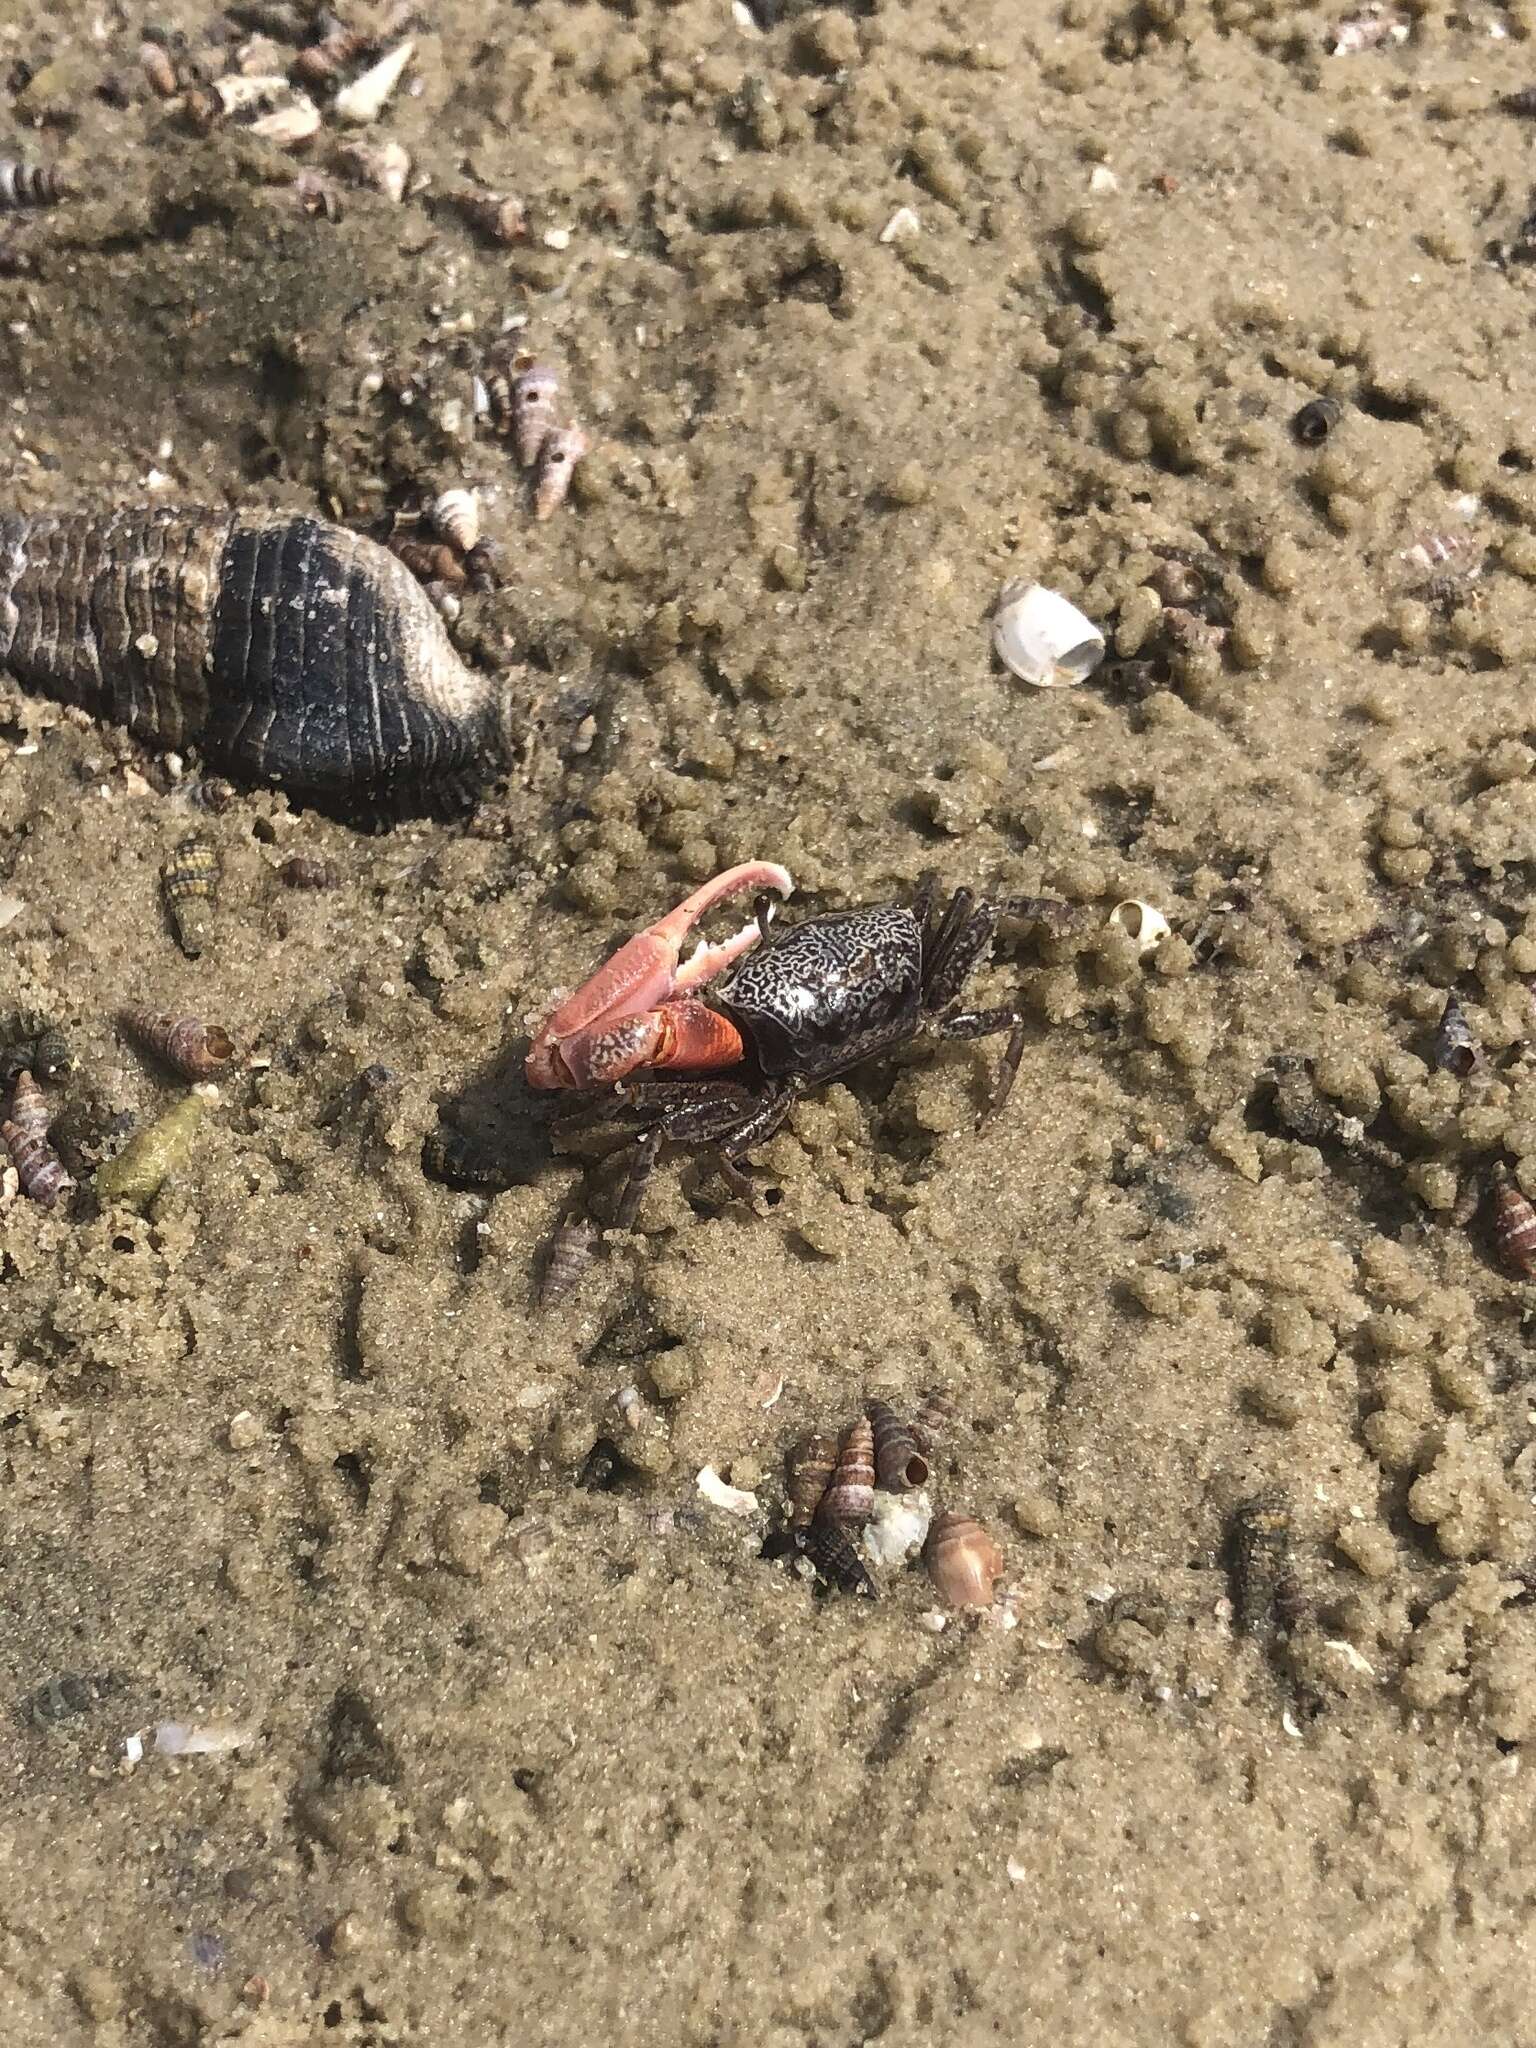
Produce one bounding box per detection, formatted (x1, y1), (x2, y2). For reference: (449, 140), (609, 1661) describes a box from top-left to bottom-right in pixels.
(5, 2), (1536, 2042)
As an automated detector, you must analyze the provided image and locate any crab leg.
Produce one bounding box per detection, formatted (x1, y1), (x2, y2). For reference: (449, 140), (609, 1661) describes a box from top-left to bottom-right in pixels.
(526, 861), (793, 1090)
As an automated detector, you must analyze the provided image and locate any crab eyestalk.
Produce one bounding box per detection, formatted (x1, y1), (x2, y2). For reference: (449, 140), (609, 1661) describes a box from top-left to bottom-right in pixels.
(525, 862), (794, 1091)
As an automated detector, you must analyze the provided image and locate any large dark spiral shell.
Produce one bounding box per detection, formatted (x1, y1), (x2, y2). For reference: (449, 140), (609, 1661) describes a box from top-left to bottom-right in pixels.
(0, 509), (507, 819)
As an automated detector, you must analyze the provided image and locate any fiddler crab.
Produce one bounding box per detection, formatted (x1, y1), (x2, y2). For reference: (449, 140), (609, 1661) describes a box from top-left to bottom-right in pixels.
(527, 861), (1068, 1228)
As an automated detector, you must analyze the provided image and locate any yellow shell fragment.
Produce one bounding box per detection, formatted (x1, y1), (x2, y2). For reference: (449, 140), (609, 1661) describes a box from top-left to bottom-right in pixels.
(93, 1092), (207, 1208)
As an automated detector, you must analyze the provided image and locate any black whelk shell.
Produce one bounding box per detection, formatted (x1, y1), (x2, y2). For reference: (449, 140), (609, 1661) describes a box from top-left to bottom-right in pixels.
(0, 509), (507, 819)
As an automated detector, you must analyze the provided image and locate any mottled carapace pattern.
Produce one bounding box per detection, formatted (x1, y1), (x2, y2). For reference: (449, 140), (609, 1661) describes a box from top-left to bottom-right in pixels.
(0, 508), (504, 817)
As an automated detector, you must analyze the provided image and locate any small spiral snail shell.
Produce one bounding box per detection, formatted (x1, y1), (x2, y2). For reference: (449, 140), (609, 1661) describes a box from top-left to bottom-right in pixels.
(0, 1022), (71, 1089)
(785, 1432), (838, 1529)
(162, 835), (220, 960)
(538, 1214), (599, 1306)
(3, 1065), (69, 1207)
(508, 362), (561, 468)
(277, 854), (336, 890)
(7, 1067), (51, 1143)
(1228, 1492), (1294, 1640)
(119, 1009), (235, 1081)
(139, 41), (180, 97)
(1491, 1168), (1536, 1277)
(431, 489), (481, 555)
(866, 1400), (929, 1493)
(1430, 993), (1477, 1078)
(818, 1415), (875, 1528)
(0, 163), (67, 210)
(534, 425), (589, 521)
(797, 1518), (877, 1598)
(1290, 395), (1341, 445)
(923, 1511), (1003, 1609)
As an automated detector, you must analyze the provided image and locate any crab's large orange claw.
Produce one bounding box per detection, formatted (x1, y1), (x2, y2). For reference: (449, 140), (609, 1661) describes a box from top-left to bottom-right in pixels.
(526, 862), (793, 1090)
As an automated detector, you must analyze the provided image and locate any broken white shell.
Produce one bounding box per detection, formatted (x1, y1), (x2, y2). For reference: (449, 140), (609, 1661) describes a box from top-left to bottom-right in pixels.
(335, 39), (414, 124)
(212, 72), (291, 115)
(863, 1487), (933, 1569)
(152, 1719), (256, 1757)
(696, 1465), (759, 1517)
(1108, 900), (1171, 955)
(992, 581), (1105, 689)
(249, 93), (321, 147)
(338, 139), (412, 204)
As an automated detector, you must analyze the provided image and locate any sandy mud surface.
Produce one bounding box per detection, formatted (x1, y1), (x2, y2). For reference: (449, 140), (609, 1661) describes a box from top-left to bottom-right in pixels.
(5, 0), (1536, 2042)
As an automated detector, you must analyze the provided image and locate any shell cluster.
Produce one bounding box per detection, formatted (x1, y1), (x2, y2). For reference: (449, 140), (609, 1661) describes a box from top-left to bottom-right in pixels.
(782, 1394), (1002, 1608)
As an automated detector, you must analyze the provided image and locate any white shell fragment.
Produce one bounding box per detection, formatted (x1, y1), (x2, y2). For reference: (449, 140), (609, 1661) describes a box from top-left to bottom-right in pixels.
(696, 1465), (759, 1518)
(338, 139), (412, 204)
(879, 205), (921, 244)
(212, 72), (290, 116)
(335, 39), (414, 125)
(992, 581), (1105, 689)
(1108, 900), (1172, 956)
(863, 1488), (933, 1569)
(152, 1719), (256, 1757)
(249, 93), (321, 147)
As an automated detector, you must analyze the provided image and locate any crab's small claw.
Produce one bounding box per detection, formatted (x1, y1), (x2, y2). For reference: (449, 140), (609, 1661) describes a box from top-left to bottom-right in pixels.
(526, 861), (793, 1089)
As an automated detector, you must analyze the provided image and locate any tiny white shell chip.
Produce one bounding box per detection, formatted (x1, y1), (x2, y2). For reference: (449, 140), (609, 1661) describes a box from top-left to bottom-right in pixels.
(1108, 899), (1172, 955)
(696, 1465), (759, 1517)
(335, 39), (414, 124)
(992, 581), (1105, 688)
(153, 1719), (256, 1757)
(863, 1487), (933, 1569)
(1323, 1638), (1376, 1676)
